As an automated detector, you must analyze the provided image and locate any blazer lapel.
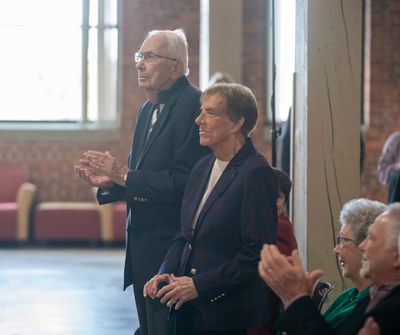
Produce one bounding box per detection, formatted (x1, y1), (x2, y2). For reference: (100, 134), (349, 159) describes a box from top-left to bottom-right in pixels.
(182, 158), (214, 238)
(130, 103), (153, 169)
(136, 92), (181, 168)
(141, 105), (170, 154)
(191, 164), (238, 238)
(190, 138), (256, 239)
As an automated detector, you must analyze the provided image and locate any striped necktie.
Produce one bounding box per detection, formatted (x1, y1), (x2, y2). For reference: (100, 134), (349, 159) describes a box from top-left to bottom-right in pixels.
(148, 103), (160, 135)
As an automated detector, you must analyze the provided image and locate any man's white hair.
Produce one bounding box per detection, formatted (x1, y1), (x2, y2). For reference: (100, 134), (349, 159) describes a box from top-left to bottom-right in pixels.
(144, 29), (189, 76)
(385, 203), (400, 251)
(398, 229), (400, 256)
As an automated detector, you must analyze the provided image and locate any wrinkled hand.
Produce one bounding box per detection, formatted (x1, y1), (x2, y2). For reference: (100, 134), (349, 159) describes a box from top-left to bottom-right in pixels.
(143, 274), (172, 299)
(74, 159), (113, 188)
(156, 274), (199, 310)
(84, 150), (114, 175)
(358, 317), (380, 335)
(259, 244), (323, 308)
(83, 150), (128, 186)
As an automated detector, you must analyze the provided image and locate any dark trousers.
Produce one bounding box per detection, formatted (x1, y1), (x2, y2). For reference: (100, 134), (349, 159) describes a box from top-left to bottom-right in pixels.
(175, 304), (246, 335)
(133, 284), (174, 335)
(388, 171), (400, 204)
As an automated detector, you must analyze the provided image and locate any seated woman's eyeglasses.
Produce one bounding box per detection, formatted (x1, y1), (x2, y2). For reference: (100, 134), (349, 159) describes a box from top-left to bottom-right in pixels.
(134, 51), (177, 63)
(336, 236), (357, 246)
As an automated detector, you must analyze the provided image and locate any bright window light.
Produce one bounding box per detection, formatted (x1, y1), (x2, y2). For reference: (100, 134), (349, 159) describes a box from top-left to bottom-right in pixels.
(0, 0), (118, 123)
(275, 0), (295, 122)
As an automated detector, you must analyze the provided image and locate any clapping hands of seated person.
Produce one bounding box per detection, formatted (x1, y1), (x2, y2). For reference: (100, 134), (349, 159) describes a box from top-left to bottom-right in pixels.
(258, 244), (323, 308)
(143, 274), (199, 310)
(358, 317), (381, 335)
(74, 150), (128, 187)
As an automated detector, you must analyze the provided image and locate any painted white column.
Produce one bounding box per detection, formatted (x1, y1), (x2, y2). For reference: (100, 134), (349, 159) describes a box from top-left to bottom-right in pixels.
(292, 0), (362, 293)
(200, 0), (243, 87)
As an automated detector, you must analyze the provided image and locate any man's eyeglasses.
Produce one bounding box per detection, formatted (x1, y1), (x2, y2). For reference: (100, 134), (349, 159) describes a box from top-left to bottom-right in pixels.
(336, 236), (357, 246)
(134, 51), (177, 63)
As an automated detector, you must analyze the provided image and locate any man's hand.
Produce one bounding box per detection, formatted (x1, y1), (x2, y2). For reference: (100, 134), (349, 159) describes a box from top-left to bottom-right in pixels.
(259, 244), (323, 308)
(84, 150), (128, 186)
(156, 274), (199, 310)
(81, 150), (128, 186)
(74, 158), (113, 188)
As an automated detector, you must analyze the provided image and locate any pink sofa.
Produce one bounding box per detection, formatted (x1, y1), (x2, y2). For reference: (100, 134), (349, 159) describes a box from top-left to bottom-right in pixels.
(34, 200), (126, 243)
(34, 202), (101, 242)
(98, 201), (126, 243)
(32, 188), (126, 244)
(93, 188), (126, 243)
(0, 166), (37, 242)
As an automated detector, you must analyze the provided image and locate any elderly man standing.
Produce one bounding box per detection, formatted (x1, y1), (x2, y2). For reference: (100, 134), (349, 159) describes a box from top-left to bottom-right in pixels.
(74, 29), (208, 335)
(259, 203), (400, 335)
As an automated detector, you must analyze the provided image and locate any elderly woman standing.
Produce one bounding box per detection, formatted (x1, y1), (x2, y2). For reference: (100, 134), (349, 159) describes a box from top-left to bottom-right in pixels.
(144, 83), (278, 335)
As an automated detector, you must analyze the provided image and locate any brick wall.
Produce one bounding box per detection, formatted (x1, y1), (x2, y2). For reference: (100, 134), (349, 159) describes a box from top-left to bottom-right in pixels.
(2, 0), (392, 203)
(361, 0), (400, 202)
(0, 0), (200, 202)
(242, 0), (272, 158)
(0, 0), (270, 202)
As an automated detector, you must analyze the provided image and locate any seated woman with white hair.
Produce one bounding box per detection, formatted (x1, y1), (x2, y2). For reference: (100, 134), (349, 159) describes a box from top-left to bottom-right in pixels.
(324, 198), (387, 330)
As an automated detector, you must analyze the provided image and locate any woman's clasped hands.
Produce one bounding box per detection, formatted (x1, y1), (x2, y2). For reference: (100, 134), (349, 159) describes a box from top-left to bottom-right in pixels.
(143, 273), (199, 310)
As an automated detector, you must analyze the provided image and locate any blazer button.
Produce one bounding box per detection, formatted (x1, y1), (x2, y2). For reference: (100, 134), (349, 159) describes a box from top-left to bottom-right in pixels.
(190, 268), (197, 276)
(133, 196), (138, 202)
(188, 243), (192, 250)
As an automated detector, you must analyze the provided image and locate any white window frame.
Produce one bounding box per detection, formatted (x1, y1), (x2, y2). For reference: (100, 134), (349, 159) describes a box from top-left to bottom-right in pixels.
(0, 0), (120, 141)
(266, 0), (296, 124)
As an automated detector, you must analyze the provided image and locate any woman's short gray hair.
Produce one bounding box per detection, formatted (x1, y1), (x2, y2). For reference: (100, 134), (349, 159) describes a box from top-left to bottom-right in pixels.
(339, 198), (387, 244)
(201, 83), (258, 137)
(145, 29), (189, 76)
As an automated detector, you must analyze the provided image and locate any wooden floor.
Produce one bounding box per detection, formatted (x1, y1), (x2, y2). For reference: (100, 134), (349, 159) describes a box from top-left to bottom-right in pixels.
(0, 248), (138, 335)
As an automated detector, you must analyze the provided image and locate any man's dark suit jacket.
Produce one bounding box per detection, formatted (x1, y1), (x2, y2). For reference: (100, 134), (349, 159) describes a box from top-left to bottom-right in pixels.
(159, 139), (278, 331)
(388, 171), (400, 203)
(277, 285), (400, 335)
(97, 76), (209, 289)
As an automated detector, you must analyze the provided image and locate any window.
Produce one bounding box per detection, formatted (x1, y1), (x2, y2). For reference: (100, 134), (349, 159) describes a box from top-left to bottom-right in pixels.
(0, 0), (118, 124)
(269, 0), (296, 123)
(199, 0), (209, 89)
